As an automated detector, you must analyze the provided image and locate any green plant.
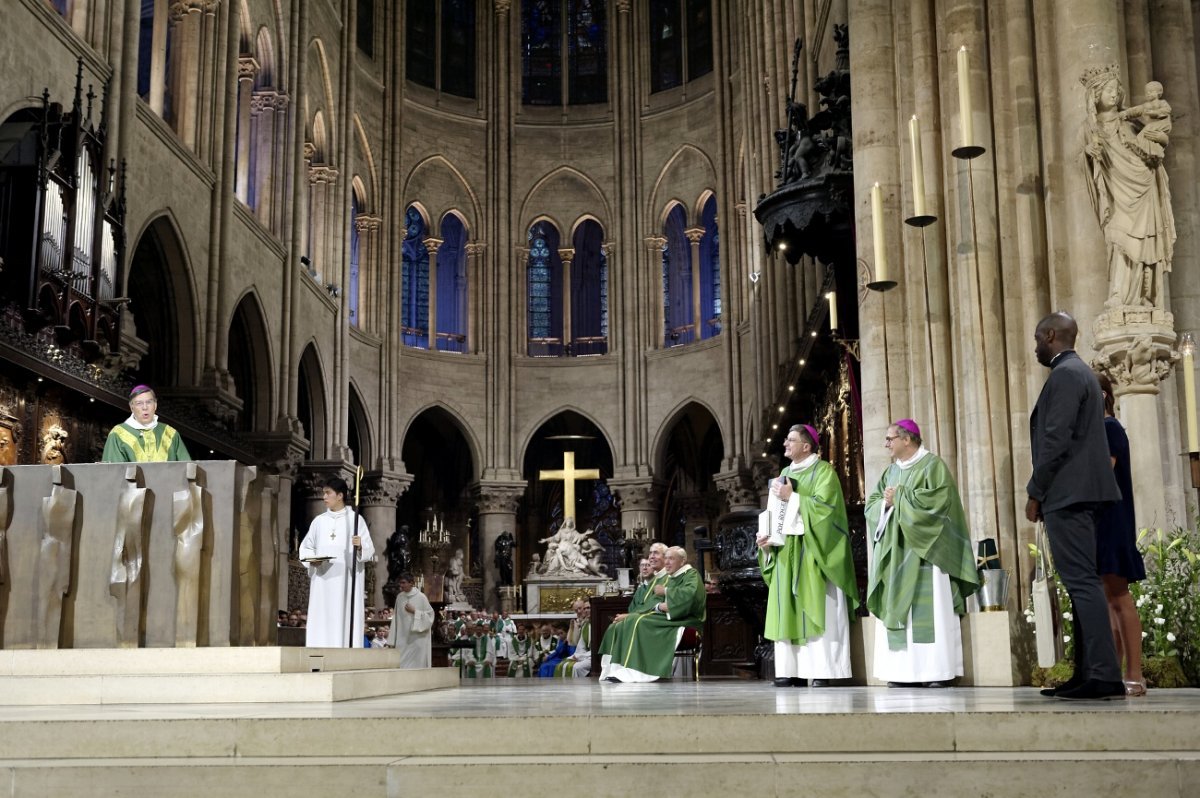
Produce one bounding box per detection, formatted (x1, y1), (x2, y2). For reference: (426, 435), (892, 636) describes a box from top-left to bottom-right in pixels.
(1131, 526), (1200, 684)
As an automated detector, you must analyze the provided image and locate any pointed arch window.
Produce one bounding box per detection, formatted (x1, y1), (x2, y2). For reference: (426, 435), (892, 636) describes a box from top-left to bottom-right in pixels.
(649, 0), (712, 94)
(402, 207), (430, 347)
(527, 221), (562, 355)
(698, 195), (720, 338)
(522, 0), (607, 106)
(406, 0), (476, 99)
(571, 220), (608, 355)
(436, 214), (469, 352)
(662, 204), (692, 346)
(349, 194), (362, 327)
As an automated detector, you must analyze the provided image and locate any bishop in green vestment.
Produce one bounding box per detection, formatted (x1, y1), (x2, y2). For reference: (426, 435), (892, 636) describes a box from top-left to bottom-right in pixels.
(599, 546), (706, 683)
(865, 419), (981, 685)
(101, 385), (191, 463)
(597, 545), (668, 663)
(757, 424), (858, 685)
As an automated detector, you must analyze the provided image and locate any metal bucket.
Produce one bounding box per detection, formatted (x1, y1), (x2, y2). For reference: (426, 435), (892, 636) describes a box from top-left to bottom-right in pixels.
(976, 569), (1010, 611)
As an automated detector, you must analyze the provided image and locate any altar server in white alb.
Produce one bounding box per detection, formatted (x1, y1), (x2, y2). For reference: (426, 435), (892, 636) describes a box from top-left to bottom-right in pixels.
(300, 477), (375, 647)
(390, 572), (435, 668)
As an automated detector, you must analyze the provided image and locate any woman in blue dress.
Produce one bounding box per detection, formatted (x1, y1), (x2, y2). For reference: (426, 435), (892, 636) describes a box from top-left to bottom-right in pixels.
(1094, 373), (1147, 696)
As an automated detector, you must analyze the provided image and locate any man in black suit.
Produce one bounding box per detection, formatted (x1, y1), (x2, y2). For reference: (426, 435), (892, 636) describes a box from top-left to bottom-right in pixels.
(1026, 312), (1124, 700)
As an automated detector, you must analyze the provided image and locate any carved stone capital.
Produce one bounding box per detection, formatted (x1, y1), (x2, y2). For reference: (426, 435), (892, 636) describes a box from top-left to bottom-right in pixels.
(244, 425), (309, 478)
(465, 242), (487, 257)
(238, 56), (260, 82)
(1092, 314), (1179, 395)
(303, 141), (316, 161)
(614, 0), (630, 12)
(423, 237), (444, 255)
(608, 478), (662, 513)
(359, 473), (413, 507)
(308, 164), (338, 184)
(472, 481), (526, 515)
(557, 248), (575, 264)
(714, 469), (761, 513)
(298, 460), (358, 499)
(493, 0), (512, 14)
(749, 454), (778, 491)
(684, 227), (707, 244)
(355, 214), (382, 233)
(644, 235), (666, 250)
(251, 89), (282, 115)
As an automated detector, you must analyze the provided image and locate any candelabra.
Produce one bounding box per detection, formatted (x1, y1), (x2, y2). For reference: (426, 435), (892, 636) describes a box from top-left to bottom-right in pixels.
(620, 519), (655, 568)
(418, 514), (451, 578)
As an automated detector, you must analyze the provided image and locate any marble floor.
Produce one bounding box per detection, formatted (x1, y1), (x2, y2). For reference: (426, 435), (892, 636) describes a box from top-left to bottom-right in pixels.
(0, 679), (1195, 721)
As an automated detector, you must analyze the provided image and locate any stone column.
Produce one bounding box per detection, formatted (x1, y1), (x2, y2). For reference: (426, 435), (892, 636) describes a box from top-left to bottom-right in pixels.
(465, 242), (486, 351)
(673, 492), (713, 555)
(558, 248), (575, 352)
(472, 481), (525, 612)
(609, 478), (662, 537)
(644, 236), (666, 347)
(359, 472), (413, 610)
(235, 57), (259, 203)
(425, 237), (443, 350)
(714, 468), (761, 514)
(354, 214), (382, 330)
(685, 227), (705, 341)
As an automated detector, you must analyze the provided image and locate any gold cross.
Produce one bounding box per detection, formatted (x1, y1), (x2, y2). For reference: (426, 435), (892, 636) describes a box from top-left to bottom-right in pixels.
(538, 451), (600, 521)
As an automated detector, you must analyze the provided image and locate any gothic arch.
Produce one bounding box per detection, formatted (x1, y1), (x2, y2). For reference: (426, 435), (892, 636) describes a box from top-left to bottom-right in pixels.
(568, 213), (606, 241)
(311, 111), (328, 163)
(306, 39), (336, 154)
(297, 341), (329, 459)
(651, 398), (725, 478)
(352, 115), (378, 210)
(519, 166), (611, 236)
(346, 380), (373, 468)
(441, 208), (471, 236)
(400, 402), (483, 479)
(659, 198), (690, 228)
(125, 211), (201, 387)
(402, 155), (480, 234)
(647, 143), (718, 224)
(254, 25), (276, 88)
(517, 405), (617, 473)
(227, 290), (275, 431)
(694, 189), (716, 224)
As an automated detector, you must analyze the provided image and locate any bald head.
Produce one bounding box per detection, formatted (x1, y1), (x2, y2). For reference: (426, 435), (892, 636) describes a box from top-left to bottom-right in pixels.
(1034, 311), (1078, 366)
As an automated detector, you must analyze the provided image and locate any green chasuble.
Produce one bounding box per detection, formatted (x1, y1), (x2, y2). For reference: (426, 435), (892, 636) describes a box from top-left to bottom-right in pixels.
(102, 422), (191, 463)
(865, 451), (981, 650)
(597, 571), (666, 660)
(554, 621), (590, 677)
(758, 459), (859, 645)
(601, 566), (706, 678)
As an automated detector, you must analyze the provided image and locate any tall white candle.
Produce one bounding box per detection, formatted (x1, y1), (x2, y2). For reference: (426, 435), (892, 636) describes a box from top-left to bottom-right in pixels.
(1182, 334), (1199, 452)
(826, 291), (839, 330)
(957, 45), (973, 147)
(909, 115), (926, 216)
(871, 182), (888, 282)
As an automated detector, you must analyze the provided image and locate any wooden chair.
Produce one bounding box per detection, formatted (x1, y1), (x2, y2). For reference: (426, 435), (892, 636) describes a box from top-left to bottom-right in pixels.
(674, 626), (703, 681)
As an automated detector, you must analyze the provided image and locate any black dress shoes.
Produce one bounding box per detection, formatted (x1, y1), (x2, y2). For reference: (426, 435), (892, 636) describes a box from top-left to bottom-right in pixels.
(1040, 676), (1083, 698)
(1054, 678), (1126, 700)
(923, 680), (953, 688)
(773, 677), (793, 687)
(789, 677), (807, 687)
(810, 679), (830, 687)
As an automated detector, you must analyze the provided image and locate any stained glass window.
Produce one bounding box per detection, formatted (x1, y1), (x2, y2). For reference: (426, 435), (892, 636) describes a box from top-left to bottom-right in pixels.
(663, 204), (692, 346)
(649, 0), (682, 93)
(649, 0), (711, 93)
(348, 195), (361, 327)
(699, 195), (720, 339)
(685, 0), (712, 81)
(407, 0), (437, 89)
(441, 0), (476, 98)
(567, 0), (607, 105)
(402, 206), (430, 348)
(522, 0), (562, 105)
(437, 214), (469, 352)
(571, 220), (607, 355)
(357, 0), (375, 57)
(527, 222), (562, 355)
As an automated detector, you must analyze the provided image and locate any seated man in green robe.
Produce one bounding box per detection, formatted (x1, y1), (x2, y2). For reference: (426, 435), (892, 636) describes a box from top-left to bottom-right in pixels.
(599, 546), (706, 683)
(101, 385), (192, 463)
(865, 419), (981, 687)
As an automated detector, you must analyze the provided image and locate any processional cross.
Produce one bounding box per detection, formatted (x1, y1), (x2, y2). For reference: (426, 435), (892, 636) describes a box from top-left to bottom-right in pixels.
(538, 451), (600, 521)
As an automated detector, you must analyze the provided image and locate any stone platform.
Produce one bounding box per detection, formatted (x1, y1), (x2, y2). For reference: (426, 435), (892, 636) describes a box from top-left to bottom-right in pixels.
(0, 647), (458, 705)
(0, 681), (1196, 795)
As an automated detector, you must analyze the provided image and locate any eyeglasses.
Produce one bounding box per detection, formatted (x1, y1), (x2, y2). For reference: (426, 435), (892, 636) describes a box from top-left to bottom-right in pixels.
(884, 435), (899, 442)
(131, 400), (156, 408)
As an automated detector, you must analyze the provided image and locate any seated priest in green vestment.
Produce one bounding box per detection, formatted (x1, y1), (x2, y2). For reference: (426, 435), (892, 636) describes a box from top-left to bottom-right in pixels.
(101, 385), (192, 463)
(865, 419), (981, 687)
(599, 546), (706, 683)
(553, 599), (592, 677)
(757, 424), (859, 687)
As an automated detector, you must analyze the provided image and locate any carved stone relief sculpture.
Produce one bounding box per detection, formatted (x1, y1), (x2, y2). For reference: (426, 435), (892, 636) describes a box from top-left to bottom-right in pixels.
(0, 423), (17, 466)
(173, 462), (207, 646)
(36, 465), (77, 649)
(40, 424), (68, 465)
(110, 466), (147, 648)
(235, 465), (259, 646)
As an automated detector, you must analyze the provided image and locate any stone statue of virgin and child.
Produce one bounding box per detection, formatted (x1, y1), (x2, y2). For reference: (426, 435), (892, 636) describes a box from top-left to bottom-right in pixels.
(1080, 65), (1175, 312)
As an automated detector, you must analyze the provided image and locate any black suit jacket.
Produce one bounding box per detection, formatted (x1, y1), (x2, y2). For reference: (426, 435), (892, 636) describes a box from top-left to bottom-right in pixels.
(1028, 350), (1121, 513)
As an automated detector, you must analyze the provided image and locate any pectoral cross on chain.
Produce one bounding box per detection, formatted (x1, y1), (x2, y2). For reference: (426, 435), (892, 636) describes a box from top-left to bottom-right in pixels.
(330, 529), (337, 540)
